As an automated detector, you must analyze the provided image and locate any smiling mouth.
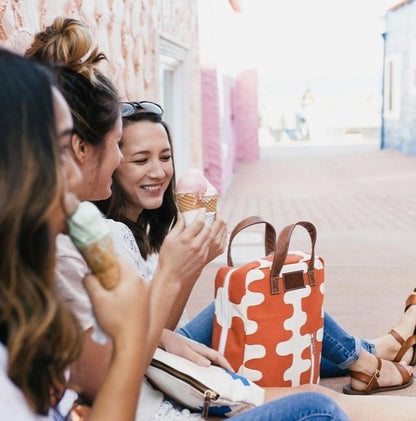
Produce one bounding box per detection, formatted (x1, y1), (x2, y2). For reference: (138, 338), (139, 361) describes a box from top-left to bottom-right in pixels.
(142, 185), (162, 192)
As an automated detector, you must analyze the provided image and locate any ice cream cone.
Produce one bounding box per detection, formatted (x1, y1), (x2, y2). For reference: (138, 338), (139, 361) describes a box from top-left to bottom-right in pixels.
(201, 194), (217, 226)
(78, 234), (120, 290)
(200, 195), (217, 213)
(176, 193), (202, 212)
(68, 201), (120, 290)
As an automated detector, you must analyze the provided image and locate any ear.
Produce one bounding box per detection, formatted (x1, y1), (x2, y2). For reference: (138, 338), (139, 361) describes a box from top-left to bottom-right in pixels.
(71, 133), (89, 165)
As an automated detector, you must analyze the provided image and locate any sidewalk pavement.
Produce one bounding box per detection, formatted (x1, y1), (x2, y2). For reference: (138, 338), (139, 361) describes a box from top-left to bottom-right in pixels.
(187, 141), (416, 396)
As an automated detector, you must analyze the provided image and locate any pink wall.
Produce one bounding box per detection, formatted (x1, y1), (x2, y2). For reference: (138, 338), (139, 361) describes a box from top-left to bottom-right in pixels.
(201, 67), (223, 192)
(233, 69), (259, 162)
(198, 0), (259, 194)
(0, 0), (204, 167)
(0, 0), (260, 196)
(200, 65), (259, 194)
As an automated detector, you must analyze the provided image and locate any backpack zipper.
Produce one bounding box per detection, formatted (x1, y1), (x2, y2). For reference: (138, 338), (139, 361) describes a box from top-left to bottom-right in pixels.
(309, 332), (316, 383)
(150, 359), (219, 418)
(202, 390), (216, 419)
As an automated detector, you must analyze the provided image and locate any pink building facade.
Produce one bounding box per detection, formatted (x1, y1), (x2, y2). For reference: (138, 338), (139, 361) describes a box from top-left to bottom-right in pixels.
(198, 0), (259, 193)
(0, 0), (259, 196)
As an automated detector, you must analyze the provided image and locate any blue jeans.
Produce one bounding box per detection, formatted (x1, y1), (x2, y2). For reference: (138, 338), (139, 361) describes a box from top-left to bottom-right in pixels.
(231, 392), (349, 421)
(177, 302), (375, 378)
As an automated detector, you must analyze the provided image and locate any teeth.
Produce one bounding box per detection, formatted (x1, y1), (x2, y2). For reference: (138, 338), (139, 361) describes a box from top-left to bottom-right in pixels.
(143, 185), (160, 192)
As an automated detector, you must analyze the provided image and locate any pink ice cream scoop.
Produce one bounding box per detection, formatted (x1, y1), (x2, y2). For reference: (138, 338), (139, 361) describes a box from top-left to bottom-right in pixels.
(176, 168), (208, 196)
(176, 168), (218, 226)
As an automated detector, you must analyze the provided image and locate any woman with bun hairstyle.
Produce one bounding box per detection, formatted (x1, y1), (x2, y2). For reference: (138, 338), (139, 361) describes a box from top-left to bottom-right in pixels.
(25, 16), (214, 418)
(0, 47), (149, 421)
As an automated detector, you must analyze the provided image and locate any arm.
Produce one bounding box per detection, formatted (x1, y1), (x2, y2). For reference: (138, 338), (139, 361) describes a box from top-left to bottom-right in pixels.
(144, 211), (212, 364)
(79, 256), (150, 421)
(69, 212), (212, 401)
(164, 214), (227, 330)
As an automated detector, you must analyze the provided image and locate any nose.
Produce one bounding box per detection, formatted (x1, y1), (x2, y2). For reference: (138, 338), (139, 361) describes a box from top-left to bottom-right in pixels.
(148, 159), (165, 178)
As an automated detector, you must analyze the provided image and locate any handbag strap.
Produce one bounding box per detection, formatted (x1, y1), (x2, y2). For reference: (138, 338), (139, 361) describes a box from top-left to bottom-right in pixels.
(227, 215), (276, 267)
(270, 221), (317, 295)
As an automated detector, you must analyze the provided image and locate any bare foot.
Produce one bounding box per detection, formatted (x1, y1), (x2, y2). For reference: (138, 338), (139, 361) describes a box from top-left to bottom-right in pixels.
(349, 350), (412, 391)
(372, 293), (416, 364)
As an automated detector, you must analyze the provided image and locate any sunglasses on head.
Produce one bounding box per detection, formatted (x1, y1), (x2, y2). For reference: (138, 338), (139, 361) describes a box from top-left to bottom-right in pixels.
(121, 101), (164, 117)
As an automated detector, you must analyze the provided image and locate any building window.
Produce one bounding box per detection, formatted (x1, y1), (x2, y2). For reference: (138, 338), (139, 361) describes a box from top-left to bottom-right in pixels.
(384, 53), (401, 120)
(158, 35), (190, 177)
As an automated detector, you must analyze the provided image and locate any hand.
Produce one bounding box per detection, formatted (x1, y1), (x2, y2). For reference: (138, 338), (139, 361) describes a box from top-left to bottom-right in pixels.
(159, 329), (234, 372)
(157, 210), (211, 288)
(83, 254), (150, 345)
(206, 210), (227, 263)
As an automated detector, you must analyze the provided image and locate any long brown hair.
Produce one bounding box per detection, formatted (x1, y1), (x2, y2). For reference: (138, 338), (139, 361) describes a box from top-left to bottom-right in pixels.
(0, 48), (82, 414)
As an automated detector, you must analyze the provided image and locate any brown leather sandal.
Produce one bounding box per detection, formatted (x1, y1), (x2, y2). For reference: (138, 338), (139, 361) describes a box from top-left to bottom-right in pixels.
(389, 290), (416, 365)
(389, 328), (416, 365)
(342, 357), (413, 395)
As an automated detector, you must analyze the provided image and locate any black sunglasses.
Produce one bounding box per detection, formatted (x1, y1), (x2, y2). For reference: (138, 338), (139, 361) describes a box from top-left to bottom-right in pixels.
(121, 101), (164, 117)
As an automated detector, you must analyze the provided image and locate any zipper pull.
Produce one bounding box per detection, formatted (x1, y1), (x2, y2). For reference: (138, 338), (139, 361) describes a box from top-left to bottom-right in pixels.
(202, 390), (214, 419)
(310, 332), (316, 354)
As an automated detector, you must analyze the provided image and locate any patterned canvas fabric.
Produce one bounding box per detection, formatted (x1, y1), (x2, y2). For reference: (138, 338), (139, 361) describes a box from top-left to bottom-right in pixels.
(212, 221), (324, 387)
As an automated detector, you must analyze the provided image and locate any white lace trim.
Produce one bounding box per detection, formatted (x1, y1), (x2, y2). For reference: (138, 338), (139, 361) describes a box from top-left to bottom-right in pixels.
(150, 400), (202, 420)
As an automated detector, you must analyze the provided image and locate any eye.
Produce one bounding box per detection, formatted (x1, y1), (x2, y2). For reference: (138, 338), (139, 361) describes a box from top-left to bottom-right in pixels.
(132, 158), (147, 165)
(160, 154), (172, 162)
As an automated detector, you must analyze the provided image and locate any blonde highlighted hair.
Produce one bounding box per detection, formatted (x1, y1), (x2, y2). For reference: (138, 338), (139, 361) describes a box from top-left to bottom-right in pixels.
(26, 17), (120, 152)
(26, 17), (105, 84)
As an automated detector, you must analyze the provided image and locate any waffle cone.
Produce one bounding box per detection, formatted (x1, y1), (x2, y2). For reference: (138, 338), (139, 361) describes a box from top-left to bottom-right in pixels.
(200, 195), (217, 213)
(78, 234), (120, 290)
(176, 193), (202, 213)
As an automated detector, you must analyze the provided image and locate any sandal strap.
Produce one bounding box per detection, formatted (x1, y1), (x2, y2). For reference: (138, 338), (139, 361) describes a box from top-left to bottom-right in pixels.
(349, 358), (412, 393)
(393, 334), (416, 363)
(393, 360), (412, 385)
(389, 329), (405, 346)
(405, 288), (416, 312)
(349, 357), (382, 392)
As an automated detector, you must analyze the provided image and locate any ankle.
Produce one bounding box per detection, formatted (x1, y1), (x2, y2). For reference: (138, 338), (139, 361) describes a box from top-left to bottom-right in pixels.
(349, 350), (377, 376)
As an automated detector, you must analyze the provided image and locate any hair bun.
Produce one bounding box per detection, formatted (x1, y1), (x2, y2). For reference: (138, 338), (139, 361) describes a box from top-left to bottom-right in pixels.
(26, 17), (106, 84)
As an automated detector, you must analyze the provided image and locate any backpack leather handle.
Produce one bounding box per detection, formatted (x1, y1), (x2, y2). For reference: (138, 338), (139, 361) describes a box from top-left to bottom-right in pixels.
(270, 221), (317, 295)
(227, 215), (276, 267)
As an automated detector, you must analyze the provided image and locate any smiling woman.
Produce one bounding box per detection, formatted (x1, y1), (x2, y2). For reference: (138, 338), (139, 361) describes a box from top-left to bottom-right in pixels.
(98, 105), (178, 260)
(114, 117), (174, 220)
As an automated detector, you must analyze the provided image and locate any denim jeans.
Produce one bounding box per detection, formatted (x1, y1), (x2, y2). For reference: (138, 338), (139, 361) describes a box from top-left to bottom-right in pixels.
(231, 392), (349, 421)
(177, 302), (375, 378)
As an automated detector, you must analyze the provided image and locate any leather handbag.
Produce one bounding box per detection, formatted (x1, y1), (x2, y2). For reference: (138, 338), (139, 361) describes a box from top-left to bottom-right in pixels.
(146, 348), (264, 419)
(212, 216), (324, 387)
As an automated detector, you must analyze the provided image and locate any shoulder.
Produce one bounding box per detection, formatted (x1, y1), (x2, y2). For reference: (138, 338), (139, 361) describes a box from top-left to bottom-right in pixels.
(55, 234), (88, 279)
(55, 234), (94, 330)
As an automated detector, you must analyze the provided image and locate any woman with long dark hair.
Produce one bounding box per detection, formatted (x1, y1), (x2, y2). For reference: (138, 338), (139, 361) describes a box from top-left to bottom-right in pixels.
(0, 47), (149, 421)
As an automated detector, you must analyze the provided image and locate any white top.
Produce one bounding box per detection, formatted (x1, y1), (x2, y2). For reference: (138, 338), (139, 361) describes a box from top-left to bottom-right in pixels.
(0, 344), (51, 421)
(55, 219), (153, 330)
(55, 219), (164, 421)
